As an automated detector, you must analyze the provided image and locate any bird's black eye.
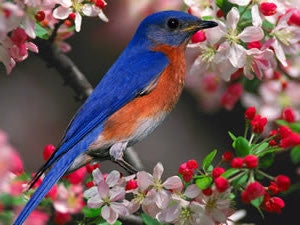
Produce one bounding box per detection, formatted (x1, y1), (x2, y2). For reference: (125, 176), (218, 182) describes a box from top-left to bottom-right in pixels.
(167, 18), (179, 30)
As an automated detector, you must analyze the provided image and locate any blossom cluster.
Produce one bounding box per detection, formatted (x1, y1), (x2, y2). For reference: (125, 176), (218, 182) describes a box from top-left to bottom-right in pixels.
(0, 0), (108, 74)
(184, 0), (300, 121)
(0, 105), (300, 224)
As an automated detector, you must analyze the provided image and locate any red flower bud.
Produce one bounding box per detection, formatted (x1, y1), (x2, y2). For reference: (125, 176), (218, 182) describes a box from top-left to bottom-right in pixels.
(247, 41), (261, 49)
(216, 10), (224, 18)
(212, 167), (225, 179)
(125, 179), (138, 191)
(187, 160), (199, 169)
(280, 132), (300, 148)
(35, 11), (45, 22)
(263, 196), (285, 213)
(214, 177), (229, 192)
(244, 182), (265, 201)
(273, 71), (281, 80)
(282, 107), (295, 123)
(260, 2), (277, 16)
(95, 0), (106, 9)
(179, 163), (194, 182)
(245, 107), (256, 120)
(86, 163), (100, 173)
(275, 175), (291, 191)
(202, 188), (213, 196)
(269, 139), (277, 146)
(64, 20), (72, 27)
(251, 115), (268, 133)
(288, 9), (300, 26)
(43, 144), (55, 161)
(268, 181), (280, 194)
(68, 13), (76, 20)
(54, 212), (71, 225)
(278, 126), (292, 138)
(45, 184), (58, 200)
(231, 157), (244, 168)
(222, 152), (234, 163)
(244, 155), (258, 168)
(221, 83), (243, 111)
(191, 30), (206, 43)
(64, 167), (87, 184)
(86, 181), (95, 188)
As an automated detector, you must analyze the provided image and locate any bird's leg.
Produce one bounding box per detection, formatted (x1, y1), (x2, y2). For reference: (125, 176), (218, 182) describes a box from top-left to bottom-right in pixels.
(109, 142), (138, 174)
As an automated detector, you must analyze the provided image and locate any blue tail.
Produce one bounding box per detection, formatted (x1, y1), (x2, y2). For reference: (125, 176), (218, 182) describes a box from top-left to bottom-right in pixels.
(13, 148), (79, 225)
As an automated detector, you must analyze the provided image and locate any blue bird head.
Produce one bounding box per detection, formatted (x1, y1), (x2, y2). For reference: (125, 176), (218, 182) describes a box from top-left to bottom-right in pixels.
(130, 10), (218, 48)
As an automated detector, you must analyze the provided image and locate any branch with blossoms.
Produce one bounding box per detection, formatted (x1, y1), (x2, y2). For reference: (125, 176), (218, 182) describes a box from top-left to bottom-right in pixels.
(1, 106), (299, 225)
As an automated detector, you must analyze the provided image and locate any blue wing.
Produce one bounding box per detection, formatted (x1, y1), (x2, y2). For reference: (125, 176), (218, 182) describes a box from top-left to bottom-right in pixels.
(14, 49), (169, 225)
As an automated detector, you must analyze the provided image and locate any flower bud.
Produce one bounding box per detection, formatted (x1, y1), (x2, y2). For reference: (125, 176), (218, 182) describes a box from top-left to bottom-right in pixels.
(126, 179), (138, 191)
(260, 2), (277, 16)
(222, 152), (234, 163)
(244, 155), (258, 168)
(212, 167), (225, 179)
(187, 160), (199, 169)
(43, 144), (55, 161)
(282, 108), (295, 123)
(191, 30), (206, 43)
(245, 107), (256, 120)
(275, 175), (291, 191)
(214, 177), (229, 192)
(251, 115), (267, 133)
(35, 11), (45, 22)
(231, 157), (244, 168)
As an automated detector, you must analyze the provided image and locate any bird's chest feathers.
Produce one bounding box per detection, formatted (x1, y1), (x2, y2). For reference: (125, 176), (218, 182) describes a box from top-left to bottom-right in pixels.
(95, 45), (186, 145)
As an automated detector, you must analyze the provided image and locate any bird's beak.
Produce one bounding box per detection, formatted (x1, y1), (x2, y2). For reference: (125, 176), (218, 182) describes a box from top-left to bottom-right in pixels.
(182, 20), (218, 32)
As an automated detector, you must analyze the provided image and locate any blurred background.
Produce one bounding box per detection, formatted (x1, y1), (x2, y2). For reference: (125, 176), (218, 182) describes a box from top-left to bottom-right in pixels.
(0, 1), (298, 224)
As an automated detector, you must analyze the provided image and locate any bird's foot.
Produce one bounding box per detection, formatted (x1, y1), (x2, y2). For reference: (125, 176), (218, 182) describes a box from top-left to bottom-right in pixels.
(112, 158), (138, 175)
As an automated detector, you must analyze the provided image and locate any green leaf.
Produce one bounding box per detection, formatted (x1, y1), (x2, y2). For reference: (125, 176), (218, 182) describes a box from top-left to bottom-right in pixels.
(291, 146), (300, 164)
(216, 0), (235, 15)
(234, 137), (250, 157)
(202, 16), (215, 20)
(196, 177), (213, 190)
(251, 196), (264, 208)
(207, 165), (214, 172)
(257, 147), (282, 157)
(232, 173), (248, 185)
(228, 131), (237, 141)
(262, 19), (275, 31)
(258, 152), (274, 169)
(98, 221), (122, 225)
(0, 211), (14, 225)
(221, 168), (240, 179)
(242, 77), (260, 93)
(35, 23), (49, 39)
(83, 207), (101, 218)
(142, 213), (165, 225)
(202, 149), (217, 171)
(252, 142), (269, 154)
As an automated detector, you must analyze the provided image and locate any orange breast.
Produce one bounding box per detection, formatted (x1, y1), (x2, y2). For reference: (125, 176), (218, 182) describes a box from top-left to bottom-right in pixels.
(95, 44), (186, 144)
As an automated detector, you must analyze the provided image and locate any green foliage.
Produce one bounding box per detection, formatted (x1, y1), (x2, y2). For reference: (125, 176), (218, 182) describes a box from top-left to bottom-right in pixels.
(221, 168), (240, 179)
(228, 131), (237, 141)
(262, 20), (275, 31)
(202, 149), (217, 171)
(83, 207), (101, 218)
(242, 77), (261, 93)
(196, 177), (213, 190)
(291, 146), (300, 164)
(259, 153), (274, 169)
(216, 0), (235, 15)
(0, 211), (14, 225)
(35, 23), (50, 39)
(142, 213), (165, 225)
(234, 137), (250, 157)
(0, 194), (26, 207)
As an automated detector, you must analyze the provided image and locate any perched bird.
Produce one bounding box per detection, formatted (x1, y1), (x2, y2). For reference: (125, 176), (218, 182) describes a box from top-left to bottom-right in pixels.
(14, 10), (217, 224)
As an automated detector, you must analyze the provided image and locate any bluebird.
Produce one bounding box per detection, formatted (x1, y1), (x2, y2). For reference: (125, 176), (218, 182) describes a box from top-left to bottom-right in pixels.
(14, 10), (217, 224)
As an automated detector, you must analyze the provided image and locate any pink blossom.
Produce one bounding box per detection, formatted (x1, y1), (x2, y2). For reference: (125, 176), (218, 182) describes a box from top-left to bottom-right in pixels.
(54, 184), (85, 214)
(23, 210), (49, 225)
(53, 0), (108, 32)
(84, 170), (128, 225)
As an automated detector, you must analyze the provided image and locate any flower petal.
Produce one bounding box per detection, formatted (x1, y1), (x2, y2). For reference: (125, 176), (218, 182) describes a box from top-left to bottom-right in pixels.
(87, 195), (103, 208)
(98, 181), (109, 199)
(92, 168), (104, 184)
(272, 39), (287, 67)
(137, 171), (153, 191)
(57, 0), (72, 8)
(101, 205), (118, 225)
(226, 7), (240, 30)
(154, 190), (170, 209)
(75, 12), (82, 32)
(110, 187), (126, 201)
(110, 202), (129, 216)
(184, 184), (200, 199)
(52, 6), (72, 20)
(251, 5), (262, 27)
(228, 0), (250, 6)
(238, 26), (264, 42)
(98, 10), (109, 22)
(228, 43), (246, 68)
(83, 186), (98, 198)
(163, 176), (182, 190)
(156, 203), (181, 223)
(153, 162), (164, 180)
(106, 170), (120, 187)
(22, 16), (36, 39)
